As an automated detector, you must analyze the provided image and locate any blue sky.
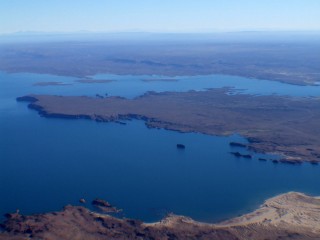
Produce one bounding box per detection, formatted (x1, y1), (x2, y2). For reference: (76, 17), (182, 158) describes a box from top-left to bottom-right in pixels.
(1, 0), (320, 34)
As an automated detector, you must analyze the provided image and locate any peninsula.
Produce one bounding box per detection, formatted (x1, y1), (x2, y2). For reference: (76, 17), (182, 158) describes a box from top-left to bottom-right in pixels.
(17, 88), (320, 163)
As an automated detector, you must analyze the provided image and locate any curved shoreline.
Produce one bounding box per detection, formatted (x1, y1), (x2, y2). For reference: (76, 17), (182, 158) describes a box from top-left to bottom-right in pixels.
(1, 192), (320, 240)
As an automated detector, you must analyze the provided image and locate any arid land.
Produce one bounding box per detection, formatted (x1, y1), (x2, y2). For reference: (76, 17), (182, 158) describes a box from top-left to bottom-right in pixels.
(1, 35), (320, 85)
(18, 88), (320, 163)
(1, 192), (320, 240)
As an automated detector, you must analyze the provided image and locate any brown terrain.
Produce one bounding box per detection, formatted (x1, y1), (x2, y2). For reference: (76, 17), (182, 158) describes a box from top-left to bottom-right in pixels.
(1, 192), (320, 240)
(1, 37), (320, 86)
(17, 89), (320, 163)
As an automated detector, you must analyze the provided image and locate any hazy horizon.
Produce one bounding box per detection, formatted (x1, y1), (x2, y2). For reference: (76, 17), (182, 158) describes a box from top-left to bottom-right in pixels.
(2, 29), (320, 35)
(1, 0), (320, 35)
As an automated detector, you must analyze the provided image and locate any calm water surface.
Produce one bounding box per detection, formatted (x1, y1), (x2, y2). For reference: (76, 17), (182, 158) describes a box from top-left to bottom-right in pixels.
(1, 71), (320, 222)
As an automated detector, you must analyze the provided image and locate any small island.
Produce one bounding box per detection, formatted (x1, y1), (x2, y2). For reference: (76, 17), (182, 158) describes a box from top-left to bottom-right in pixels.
(142, 78), (179, 82)
(176, 144), (186, 149)
(33, 81), (72, 86)
(92, 199), (121, 213)
(229, 142), (247, 148)
(230, 152), (252, 159)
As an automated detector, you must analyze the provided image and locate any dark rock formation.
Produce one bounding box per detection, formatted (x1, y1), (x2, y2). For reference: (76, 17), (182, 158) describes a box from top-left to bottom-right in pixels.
(176, 144), (186, 149)
(279, 159), (303, 165)
(229, 142), (247, 148)
(230, 152), (252, 159)
(92, 199), (120, 213)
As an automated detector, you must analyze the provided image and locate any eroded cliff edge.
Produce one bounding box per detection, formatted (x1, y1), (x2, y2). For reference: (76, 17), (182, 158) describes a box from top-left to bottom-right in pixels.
(17, 89), (320, 163)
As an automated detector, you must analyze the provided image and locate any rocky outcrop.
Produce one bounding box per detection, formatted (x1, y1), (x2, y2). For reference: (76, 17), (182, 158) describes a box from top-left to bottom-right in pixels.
(91, 199), (121, 213)
(230, 152), (252, 159)
(176, 144), (186, 149)
(229, 142), (247, 148)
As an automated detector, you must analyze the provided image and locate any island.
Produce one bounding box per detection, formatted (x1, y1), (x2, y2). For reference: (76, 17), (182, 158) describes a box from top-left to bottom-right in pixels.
(176, 144), (186, 149)
(17, 88), (320, 163)
(1, 192), (319, 240)
(230, 152), (252, 159)
(92, 199), (121, 213)
(33, 81), (72, 86)
(75, 79), (115, 84)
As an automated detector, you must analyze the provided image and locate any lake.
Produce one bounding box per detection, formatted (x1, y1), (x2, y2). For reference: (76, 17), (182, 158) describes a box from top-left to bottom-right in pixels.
(1, 71), (320, 222)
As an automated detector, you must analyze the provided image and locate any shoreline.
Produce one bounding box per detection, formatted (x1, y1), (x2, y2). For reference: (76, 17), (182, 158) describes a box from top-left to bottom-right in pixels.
(17, 90), (320, 163)
(1, 68), (318, 87)
(1, 192), (320, 239)
(1, 69), (318, 87)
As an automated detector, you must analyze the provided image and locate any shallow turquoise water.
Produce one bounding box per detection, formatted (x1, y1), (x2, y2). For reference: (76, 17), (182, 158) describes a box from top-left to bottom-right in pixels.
(0, 71), (320, 222)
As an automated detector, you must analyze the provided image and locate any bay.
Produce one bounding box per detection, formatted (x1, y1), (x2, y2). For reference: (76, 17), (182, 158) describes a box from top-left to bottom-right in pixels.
(1, 71), (319, 223)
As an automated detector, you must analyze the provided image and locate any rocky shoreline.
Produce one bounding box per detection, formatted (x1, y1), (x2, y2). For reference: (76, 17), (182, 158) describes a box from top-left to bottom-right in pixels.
(1, 192), (320, 240)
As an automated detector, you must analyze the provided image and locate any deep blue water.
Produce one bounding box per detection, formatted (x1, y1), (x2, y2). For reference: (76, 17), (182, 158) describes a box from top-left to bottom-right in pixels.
(1, 71), (320, 223)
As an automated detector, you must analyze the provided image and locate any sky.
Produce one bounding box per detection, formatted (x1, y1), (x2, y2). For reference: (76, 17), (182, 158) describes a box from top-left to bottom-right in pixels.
(0, 0), (320, 34)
